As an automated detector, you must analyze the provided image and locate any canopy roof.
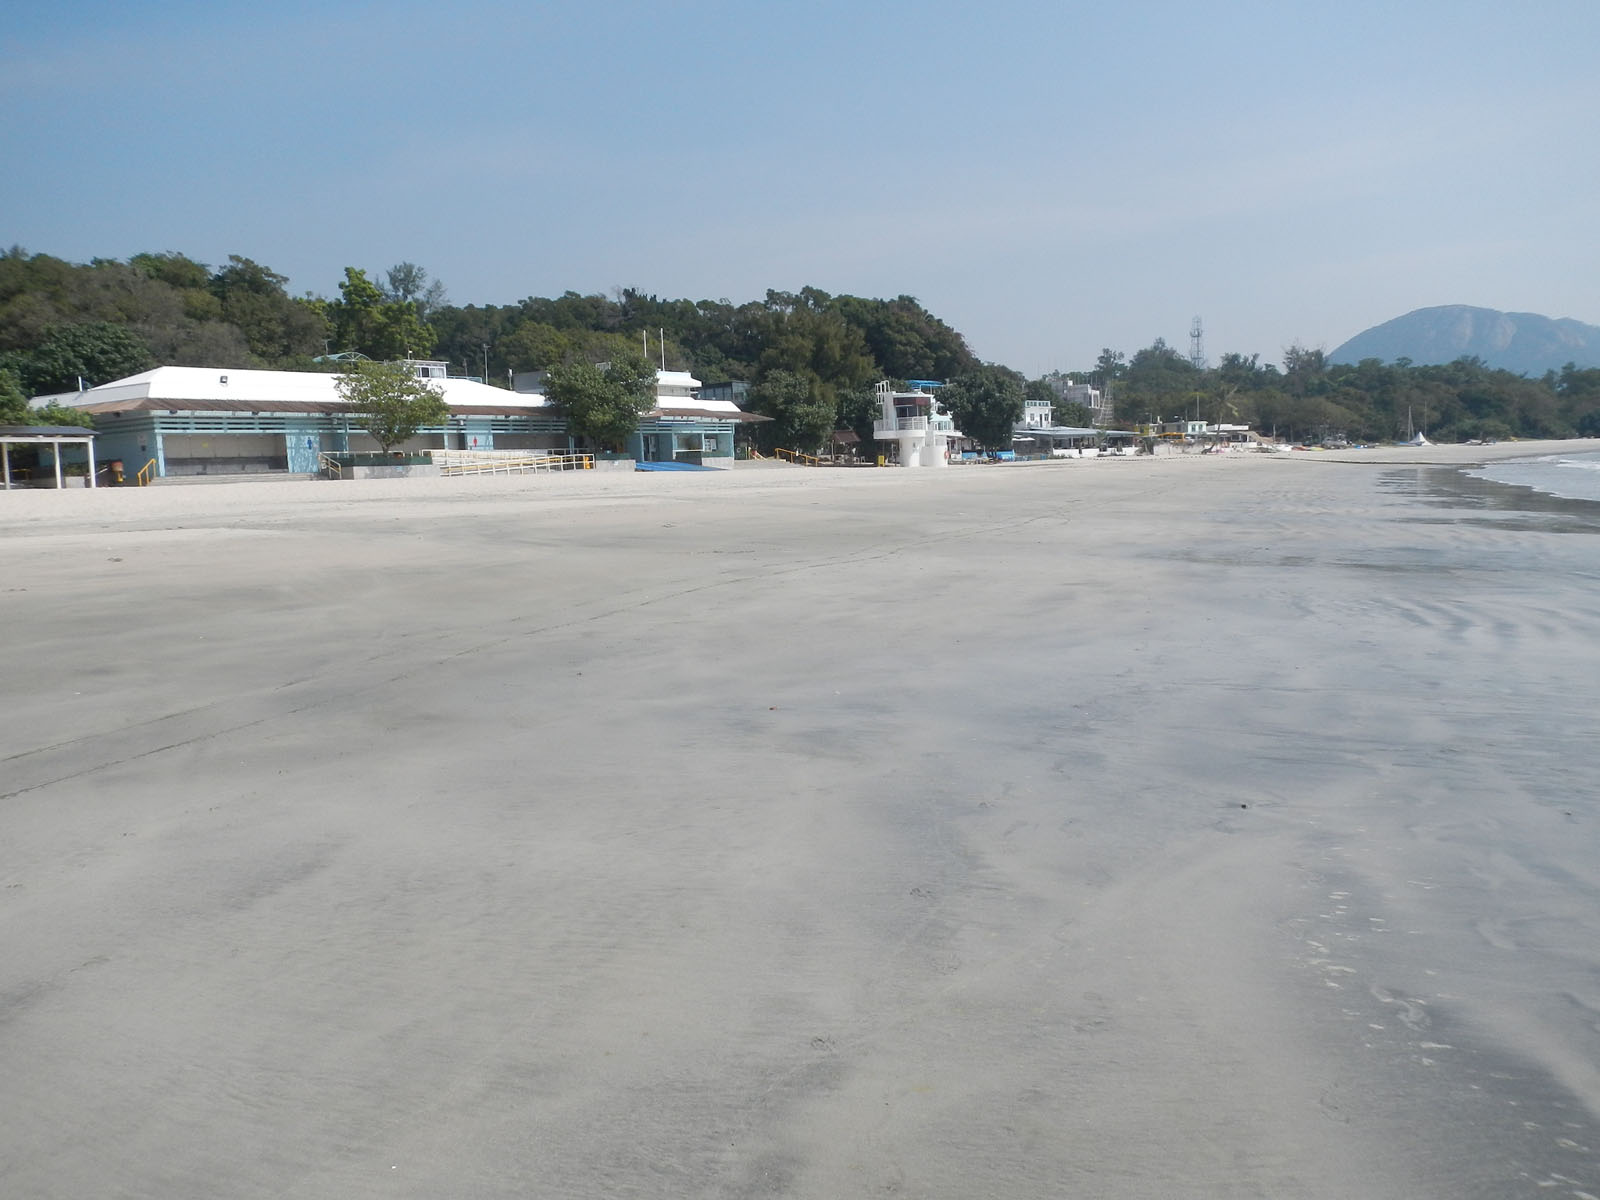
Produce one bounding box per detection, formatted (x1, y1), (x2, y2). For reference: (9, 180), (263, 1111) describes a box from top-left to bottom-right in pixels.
(0, 425), (97, 439)
(46, 365), (754, 421)
(49, 366), (550, 416)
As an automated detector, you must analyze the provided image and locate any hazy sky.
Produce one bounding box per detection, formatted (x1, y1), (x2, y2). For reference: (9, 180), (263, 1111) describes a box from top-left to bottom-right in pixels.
(5, 0), (1597, 375)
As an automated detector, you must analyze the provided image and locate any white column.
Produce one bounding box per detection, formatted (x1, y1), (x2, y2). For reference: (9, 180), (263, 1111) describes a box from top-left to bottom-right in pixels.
(87, 438), (97, 488)
(52, 439), (63, 489)
(2, 441), (10, 489)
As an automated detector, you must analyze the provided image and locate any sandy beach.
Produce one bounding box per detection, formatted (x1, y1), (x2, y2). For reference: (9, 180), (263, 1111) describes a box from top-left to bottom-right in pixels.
(4, 444), (1599, 1199)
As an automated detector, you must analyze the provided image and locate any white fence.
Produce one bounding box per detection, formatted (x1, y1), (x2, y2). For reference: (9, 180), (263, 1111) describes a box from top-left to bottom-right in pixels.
(433, 449), (594, 476)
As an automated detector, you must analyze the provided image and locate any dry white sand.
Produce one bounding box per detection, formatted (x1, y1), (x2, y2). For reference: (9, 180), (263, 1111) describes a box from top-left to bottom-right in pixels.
(4, 445), (1600, 1198)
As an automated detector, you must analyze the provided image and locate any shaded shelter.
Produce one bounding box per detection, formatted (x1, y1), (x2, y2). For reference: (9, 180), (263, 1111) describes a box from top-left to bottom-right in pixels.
(0, 426), (98, 490)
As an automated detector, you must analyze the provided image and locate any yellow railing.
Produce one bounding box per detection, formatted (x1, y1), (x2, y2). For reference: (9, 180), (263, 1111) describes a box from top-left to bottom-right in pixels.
(772, 447), (824, 466)
(135, 458), (157, 486)
(317, 452), (343, 480)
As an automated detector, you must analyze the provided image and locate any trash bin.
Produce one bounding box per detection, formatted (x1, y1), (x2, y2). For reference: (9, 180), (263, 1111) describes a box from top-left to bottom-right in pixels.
(107, 459), (125, 485)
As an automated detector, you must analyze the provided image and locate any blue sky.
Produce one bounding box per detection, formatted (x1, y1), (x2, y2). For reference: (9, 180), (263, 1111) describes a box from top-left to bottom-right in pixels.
(4, 0), (1597, 375)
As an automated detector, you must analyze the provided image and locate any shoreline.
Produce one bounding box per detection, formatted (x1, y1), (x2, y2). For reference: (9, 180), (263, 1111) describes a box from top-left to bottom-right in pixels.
(3, 438), (1598, 534)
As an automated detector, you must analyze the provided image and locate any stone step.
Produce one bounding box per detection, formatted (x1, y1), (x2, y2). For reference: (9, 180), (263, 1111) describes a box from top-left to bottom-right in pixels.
(148, 472), (320, 486)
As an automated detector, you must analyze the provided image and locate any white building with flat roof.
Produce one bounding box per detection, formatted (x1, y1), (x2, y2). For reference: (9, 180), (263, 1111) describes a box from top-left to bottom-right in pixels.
(872, 380), (959, 468)
(50, 362), (764, 477)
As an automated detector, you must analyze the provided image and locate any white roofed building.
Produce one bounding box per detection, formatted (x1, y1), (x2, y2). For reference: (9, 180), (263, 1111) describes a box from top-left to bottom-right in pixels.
(632, 368), (771, 466)
(872, 380), (959, 468)
(54, 363), (556, 477)
(49, 362), (762, 477)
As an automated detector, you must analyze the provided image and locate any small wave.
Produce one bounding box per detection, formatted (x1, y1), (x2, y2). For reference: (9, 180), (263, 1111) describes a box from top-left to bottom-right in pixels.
(1465, 450), (1600, 503)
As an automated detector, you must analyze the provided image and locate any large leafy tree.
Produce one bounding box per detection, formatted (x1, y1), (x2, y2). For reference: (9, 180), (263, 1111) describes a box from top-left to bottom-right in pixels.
(754, 288), (876, 411)
(0, 366), (29, 423)
(941, 366), (1025, 450)
(381, 262), (448, 320)
(499, 322), (571, 373)
(830, 294), (977, 381)
(327, 267), (435, 361)
(836, 385), (880, 458)
(1281, 344), (1328, 399)
(13, 322), (153, 393)
(0, 369), (92, 428)
(750, 369), (834, 452)
(1095, 348), (1127, 380)
(545, 352), (656, 451)
(334, 359), (448, 452)
(130, 251), (211, 293)
(1057, 400), (1094, 426)
(209, 255), (327, 362)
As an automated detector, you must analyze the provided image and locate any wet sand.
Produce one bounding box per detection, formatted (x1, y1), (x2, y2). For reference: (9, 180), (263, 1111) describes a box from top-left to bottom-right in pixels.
(3, 447), (1599, 1198)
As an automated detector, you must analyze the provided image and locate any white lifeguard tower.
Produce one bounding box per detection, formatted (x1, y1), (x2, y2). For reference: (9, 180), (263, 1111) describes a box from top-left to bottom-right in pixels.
(873, 380), (959, 468)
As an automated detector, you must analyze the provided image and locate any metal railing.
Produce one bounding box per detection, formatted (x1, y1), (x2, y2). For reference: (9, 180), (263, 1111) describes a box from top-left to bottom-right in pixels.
(317, 452), (343, 480)
(772, 447), (824, 466)
(135, 458), (157, 486)
(433, 449), (594, 476)
(873, 416), (955, 435)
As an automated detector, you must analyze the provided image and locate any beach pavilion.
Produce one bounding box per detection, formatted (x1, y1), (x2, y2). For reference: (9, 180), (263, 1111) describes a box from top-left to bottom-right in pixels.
(41, 363), (760, 479)
(0, 425), (98, 489)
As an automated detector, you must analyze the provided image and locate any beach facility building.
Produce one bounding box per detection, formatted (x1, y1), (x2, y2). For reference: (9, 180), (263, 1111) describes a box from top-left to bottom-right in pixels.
(873, 380), (959, 468)
(1009, 391), (1108, 458)
(40, 363), (759, 478)
(1013, 426), (1102, 458)
(627, 369), (756, 466)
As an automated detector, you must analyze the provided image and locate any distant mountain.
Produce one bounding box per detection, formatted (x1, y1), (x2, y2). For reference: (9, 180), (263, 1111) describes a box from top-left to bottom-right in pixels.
(1330, 306), (1600, 375)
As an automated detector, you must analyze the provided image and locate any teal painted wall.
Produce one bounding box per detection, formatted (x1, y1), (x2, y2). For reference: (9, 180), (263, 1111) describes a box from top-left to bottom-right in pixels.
(84, 412), (733, 475)
(285, 429), (321, 473)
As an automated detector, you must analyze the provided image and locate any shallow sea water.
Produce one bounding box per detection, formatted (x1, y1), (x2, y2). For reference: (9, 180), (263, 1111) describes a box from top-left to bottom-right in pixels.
(1467, 450), (1600, 503)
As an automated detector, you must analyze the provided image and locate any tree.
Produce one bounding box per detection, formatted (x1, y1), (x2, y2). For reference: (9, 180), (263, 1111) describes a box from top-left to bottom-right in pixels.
(753, 289), (876, 413)
(500, 322), (571, 372)
(17, 322), (153, 393)
(382, 262), (448, 320)
(209, 255), (327, 362)
(941, 365), (1025, 450)
(830, 294), (977, 381)
(130, 251), (211, 292)
(334, 359), (448, 453)
(750, 369), (834, 452)
(545, 352), (656, 451)
(1281, 343), (1328, 398)
(327, 267), (435, 361)
(836, 385), (880, 458)
(1095, 348), (1126, 380)
(0, 366), (28, 423)
(1057, 400), (1094, 427)
(30, 400), (93, 428)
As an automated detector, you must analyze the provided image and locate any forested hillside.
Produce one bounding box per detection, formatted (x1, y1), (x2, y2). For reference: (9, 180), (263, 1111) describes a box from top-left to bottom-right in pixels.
(0, 249), (977, 447)
(4, 247), (1598, 445)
